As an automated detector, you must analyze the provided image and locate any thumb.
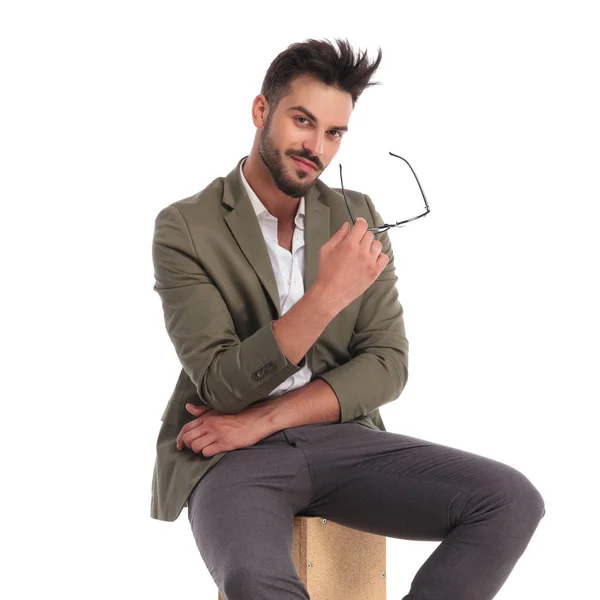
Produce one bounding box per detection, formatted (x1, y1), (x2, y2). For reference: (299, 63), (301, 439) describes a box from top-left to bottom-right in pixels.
(186, 403), (203, 414)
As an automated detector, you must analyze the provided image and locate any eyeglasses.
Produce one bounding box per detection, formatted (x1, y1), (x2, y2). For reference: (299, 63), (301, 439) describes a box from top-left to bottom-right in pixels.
(339, 151), (430, 234)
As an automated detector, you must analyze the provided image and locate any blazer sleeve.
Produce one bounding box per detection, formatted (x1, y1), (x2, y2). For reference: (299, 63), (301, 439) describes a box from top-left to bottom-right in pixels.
(314, 193), (409, 423)
(152, 204), (307, 414)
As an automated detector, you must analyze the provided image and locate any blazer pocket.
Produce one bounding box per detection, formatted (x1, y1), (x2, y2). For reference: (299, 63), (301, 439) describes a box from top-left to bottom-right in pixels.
(160, 397), (193, 429)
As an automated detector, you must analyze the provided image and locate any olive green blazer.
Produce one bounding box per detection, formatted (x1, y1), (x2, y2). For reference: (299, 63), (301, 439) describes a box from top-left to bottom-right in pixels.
(150, 156), (409, 521)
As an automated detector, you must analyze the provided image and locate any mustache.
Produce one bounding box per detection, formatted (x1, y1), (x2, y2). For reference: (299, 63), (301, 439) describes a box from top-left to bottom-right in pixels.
(286, 150), (322, 171)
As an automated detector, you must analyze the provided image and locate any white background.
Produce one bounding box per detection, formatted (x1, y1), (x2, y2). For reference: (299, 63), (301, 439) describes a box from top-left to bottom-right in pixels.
(2, 1), (598, 598)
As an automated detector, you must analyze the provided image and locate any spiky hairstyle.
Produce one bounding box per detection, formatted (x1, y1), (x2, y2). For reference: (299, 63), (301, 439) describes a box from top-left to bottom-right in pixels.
(260, 38), (383, 112)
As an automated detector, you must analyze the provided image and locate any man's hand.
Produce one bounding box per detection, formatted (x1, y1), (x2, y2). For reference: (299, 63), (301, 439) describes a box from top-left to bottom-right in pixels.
(175, 403), (273, 458)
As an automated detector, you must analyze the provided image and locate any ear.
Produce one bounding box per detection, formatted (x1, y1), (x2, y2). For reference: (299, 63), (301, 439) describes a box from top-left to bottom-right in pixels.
(251, 94), (269, 129)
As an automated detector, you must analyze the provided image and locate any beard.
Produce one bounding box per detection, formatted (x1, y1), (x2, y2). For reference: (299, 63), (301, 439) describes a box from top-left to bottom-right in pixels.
(258, 116), (323, 198)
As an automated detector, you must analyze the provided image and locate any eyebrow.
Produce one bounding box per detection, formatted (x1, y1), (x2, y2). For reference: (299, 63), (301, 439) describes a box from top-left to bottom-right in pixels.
(287, 105), (349, 132)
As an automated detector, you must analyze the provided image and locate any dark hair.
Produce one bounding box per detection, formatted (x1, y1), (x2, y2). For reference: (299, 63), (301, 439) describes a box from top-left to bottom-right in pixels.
(260, 38), (383, 113)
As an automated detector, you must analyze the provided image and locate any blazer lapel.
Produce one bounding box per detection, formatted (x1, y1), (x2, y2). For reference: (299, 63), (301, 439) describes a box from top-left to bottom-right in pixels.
(304, 185), (330, 292)
(222, 157), (330, 319)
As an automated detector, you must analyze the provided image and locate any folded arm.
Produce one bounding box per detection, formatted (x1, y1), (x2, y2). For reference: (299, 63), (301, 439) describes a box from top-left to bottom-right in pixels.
(152, 205), (306, 414)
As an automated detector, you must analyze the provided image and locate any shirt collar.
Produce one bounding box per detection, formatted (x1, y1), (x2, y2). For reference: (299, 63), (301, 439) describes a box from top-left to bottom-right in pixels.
(240, 159), (305, 231)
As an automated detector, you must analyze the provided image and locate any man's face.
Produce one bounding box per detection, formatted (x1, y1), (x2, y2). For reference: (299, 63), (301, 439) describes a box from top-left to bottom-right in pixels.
(258, 75), (352, 198)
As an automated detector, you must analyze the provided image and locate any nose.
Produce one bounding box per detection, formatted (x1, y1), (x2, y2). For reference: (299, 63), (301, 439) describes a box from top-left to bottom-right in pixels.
(302, 129), (324, 159)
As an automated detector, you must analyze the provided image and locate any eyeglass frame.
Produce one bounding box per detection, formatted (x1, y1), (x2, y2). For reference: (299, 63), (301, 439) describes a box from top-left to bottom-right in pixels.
(338, 151), (430, 234)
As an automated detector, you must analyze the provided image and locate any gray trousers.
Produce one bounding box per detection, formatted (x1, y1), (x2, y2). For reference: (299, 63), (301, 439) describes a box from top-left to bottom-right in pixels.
(187, 422), (545, 600)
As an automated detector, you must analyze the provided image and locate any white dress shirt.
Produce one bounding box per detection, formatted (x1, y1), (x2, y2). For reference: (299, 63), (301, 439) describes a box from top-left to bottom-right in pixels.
(240, 159), (314, 398)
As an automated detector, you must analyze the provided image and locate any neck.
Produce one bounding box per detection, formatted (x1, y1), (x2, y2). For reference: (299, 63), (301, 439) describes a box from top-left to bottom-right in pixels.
(242, 150), (300, 226)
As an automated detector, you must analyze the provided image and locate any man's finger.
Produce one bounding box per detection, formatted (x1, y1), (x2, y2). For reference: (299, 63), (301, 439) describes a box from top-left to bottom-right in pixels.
(176, 418), (195, 450)
(176, 406), (211, 450)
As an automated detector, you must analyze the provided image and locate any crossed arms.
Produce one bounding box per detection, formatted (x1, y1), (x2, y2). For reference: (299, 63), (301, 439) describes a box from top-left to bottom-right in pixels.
(152, 194), (409, 436)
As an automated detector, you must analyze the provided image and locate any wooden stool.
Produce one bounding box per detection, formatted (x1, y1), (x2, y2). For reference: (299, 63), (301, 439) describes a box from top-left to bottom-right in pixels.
(217, 515), (386, 599)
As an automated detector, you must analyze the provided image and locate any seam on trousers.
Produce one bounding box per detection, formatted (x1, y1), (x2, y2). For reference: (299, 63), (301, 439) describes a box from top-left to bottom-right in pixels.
(278, 445), (315, 512)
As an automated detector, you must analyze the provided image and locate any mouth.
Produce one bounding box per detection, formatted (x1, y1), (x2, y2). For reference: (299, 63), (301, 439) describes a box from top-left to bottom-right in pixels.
(290, 155), (318, 172)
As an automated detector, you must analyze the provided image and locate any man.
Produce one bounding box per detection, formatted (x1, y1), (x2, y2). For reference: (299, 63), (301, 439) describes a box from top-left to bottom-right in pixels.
(150, 38), (545, 600)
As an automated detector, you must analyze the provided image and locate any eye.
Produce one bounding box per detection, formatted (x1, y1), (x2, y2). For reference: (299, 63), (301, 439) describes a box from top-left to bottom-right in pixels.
(329, 130), (342, 139)
(295, 116), (310, 126)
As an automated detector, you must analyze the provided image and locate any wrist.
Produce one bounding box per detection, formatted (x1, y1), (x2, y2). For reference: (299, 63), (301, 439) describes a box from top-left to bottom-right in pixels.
(309, 282), (343, 320)
(248, 398), (281, 436)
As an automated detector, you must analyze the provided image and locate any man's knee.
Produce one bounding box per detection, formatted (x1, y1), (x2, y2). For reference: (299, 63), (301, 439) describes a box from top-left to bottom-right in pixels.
(222, 563), (308, 600)
(492, 463), (546, 531)
(222, 565), (264, 599)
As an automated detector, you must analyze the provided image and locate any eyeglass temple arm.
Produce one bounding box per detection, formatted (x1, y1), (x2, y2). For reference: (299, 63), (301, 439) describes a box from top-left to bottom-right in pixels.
(339, 154), (430, 230)
(388, 151), (430, 211)
(338, 163), (356, 225)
